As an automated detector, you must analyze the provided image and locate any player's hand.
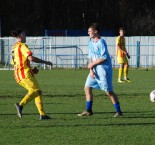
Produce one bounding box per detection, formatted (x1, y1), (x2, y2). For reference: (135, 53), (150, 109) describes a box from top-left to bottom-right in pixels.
(90, 69), (95, 78)
(32, 66), (39, 74)
(124, 51), (127, 55)
(88, 63), (94, 69)
(126, 53), (131, 59)
(45, 61), (53, 66)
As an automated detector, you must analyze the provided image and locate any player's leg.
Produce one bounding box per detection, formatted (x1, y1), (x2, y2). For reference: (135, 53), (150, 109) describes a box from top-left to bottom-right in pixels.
(16, 76), (49, 119)
(118, 63), (124, 82)
(34, 95), (50, 120)
(98, 69), (122, 117)
(78, 75), (99, 116)
(19, 77), (41, 106)
(117, 56), (124, 82)
(124, 63), (129, 80)
(124, 61), (131, 82)
(106, 91), (122, 117)
(85, 86), (93, 111)
(14, 81), (28, 118)
(78, 86), (93, 116)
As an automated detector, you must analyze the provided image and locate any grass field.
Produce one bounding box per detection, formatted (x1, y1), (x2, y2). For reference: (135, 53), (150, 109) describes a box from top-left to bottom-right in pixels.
(0, 69), (155, 145)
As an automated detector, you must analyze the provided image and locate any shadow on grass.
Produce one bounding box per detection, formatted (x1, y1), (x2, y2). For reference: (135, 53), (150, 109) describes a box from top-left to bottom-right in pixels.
(1, 111), (155, 118)
(44, 102), (66, 105)
(0, 95), (22, 99)
(0, 92), (150, 99)
(44, 122), (155, 127)
(45, 94), (84, 98)
(0, 94), (85, 99)
(1, 122), (155, 128)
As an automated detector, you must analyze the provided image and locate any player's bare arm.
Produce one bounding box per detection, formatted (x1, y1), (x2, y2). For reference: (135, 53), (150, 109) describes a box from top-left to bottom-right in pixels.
(89, 58), (95, 78)
(88, 58), (104, 69)
(28, 55), (53, 66)
(117, 44), (130, 59)
(117, 44), (127, 54)
(89, 69), (95, 78)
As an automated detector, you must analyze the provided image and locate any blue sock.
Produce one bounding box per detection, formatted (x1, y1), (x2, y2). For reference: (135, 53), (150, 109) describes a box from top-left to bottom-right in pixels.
(86, 101), (93, 111)
(113, 102), (121, 113)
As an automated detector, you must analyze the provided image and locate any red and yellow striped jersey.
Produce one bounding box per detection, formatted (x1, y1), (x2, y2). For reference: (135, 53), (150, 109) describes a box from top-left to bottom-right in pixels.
(11, 42), (33, 82)
(116, 36), (126, 58)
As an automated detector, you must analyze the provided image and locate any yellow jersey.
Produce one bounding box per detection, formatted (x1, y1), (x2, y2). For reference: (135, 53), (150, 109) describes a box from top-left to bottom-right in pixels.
(11, 42), (33, 82)
(116, 36), (126, 58)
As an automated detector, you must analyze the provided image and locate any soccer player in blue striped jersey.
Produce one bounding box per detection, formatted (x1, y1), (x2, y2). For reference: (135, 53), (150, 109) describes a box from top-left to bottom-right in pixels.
(78, 23), (122, 117)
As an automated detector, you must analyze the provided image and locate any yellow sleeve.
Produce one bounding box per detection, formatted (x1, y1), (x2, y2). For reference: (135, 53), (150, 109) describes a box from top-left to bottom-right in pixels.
(21, 44), (33, 58)
(116, 36), (123, 57)
(116, 36), (120, 45)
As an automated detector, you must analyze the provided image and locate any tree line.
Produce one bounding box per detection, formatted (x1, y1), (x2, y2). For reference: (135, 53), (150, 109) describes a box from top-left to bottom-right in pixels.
(0, 0), (154, 36)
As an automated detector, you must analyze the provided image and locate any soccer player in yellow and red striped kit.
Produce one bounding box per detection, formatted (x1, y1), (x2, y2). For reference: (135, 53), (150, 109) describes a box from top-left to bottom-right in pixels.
(11, 29), (53, 120)
(116, 27), (131, 83)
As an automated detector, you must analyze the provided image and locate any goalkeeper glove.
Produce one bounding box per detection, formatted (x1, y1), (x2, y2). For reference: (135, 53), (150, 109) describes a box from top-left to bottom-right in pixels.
(126, 53), (131, 59)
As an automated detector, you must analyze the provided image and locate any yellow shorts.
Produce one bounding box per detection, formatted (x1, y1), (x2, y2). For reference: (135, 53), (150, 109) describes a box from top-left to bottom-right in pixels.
(117, 56), (128, 64)
(18, 73), (40, 92)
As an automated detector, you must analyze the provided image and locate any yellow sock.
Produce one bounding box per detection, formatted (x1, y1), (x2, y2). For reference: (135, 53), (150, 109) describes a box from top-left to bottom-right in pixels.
(118, 68), (123, 80)
(124, 67), (128, 79)
(35, 96), (46, 116)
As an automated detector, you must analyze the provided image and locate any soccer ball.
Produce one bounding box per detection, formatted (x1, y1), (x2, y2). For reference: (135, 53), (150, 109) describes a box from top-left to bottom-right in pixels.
(150, 90), (155, 102)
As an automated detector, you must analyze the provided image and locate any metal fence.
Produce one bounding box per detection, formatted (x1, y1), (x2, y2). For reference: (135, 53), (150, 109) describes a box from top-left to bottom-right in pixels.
(0, 36), (155, 70)
(0, 37), (88, 69)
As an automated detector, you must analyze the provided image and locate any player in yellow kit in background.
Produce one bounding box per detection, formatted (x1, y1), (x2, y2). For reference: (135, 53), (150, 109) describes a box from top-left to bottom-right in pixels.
(11, 29), (53, 120)
(116, 27), (131, 83)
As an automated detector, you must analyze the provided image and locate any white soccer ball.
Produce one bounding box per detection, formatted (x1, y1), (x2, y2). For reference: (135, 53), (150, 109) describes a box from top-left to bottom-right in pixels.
(150, 90), (155, 102)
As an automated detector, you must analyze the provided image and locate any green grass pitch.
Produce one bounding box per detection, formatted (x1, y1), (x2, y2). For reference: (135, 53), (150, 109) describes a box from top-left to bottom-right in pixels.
(0, 69), (155, 145)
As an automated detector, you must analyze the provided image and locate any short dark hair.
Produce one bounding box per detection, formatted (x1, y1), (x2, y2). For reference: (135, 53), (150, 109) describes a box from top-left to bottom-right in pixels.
(89, 23), (101, 34)
(11, 29), (23, 37)
(119, 27), (125, 32)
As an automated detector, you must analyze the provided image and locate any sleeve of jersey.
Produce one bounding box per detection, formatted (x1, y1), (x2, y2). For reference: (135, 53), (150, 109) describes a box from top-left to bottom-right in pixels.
(22, 44), (33, 58)
(116, 37), (120, 45)
(99, 42), (107, 60)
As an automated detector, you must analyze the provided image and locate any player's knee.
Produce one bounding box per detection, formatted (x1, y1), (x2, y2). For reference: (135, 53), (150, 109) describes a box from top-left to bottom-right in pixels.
(33, 89), (42, 95)
(124, 63), (129, 67)
(106, 91), (114, 97)
(106, 91), (110, 97)
(84, 86), (90, 92)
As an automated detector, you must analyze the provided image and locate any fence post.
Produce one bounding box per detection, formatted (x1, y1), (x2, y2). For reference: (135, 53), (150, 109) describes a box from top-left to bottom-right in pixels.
(0, 39), (4, 63)
(42, 38), (45, 69)
(74, 46), (78, 70)
(136, 41), (140, 68)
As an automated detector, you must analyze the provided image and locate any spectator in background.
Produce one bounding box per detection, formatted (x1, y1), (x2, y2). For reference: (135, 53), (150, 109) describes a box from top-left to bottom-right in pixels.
(116, 27), (131, 83)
